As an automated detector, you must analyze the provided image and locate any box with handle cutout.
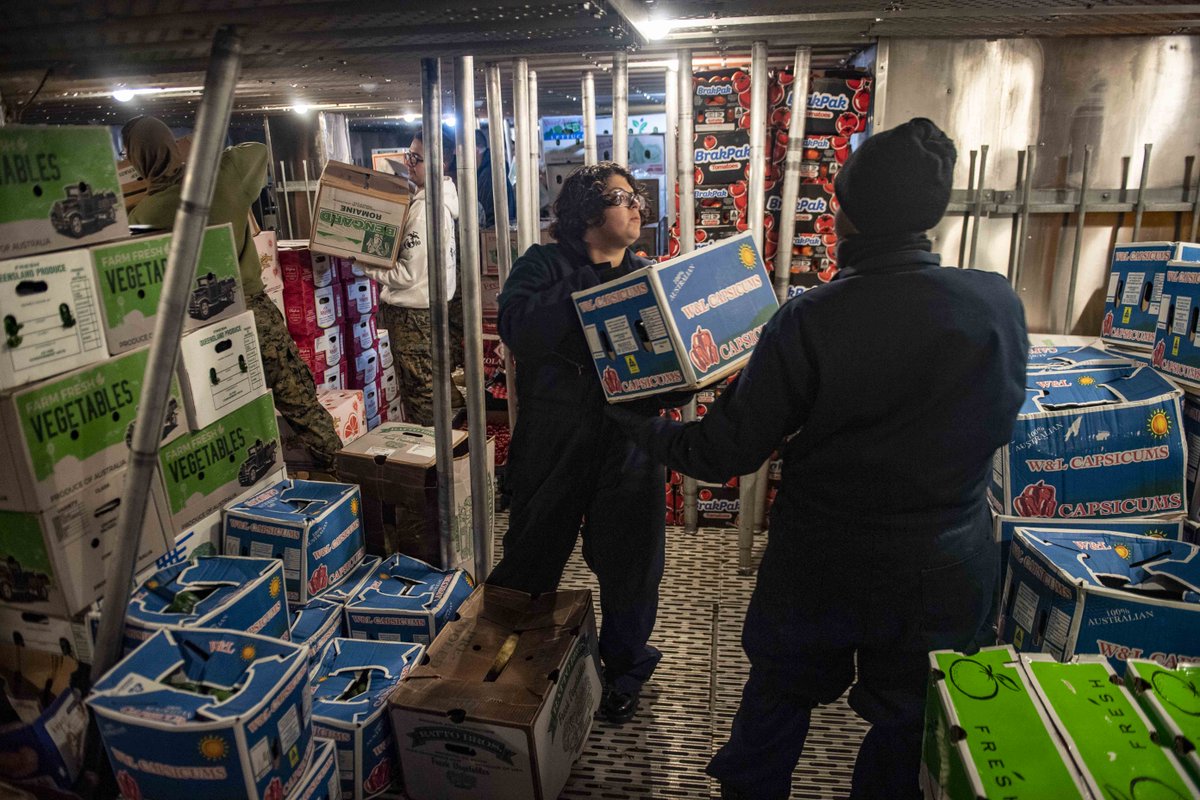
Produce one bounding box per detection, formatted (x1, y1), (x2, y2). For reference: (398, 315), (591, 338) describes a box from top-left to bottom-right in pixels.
(1153, 260), (1200, 389)
(1102, 242), (1200, 351)
(176, 309), (266, 430)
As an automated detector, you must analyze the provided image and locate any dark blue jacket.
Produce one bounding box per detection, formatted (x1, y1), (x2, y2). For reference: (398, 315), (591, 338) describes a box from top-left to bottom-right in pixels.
(611, 248), (1028, 532)
(499, 242), (652, 414)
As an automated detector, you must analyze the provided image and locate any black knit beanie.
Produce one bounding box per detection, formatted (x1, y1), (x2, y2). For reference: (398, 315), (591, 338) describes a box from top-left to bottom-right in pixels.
(833, 117), (956, 236)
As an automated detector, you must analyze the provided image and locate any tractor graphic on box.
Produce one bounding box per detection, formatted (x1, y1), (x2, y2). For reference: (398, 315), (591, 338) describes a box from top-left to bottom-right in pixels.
(239, 439), (278, 486)
(188, 272), (238, 320)
(124, 396), (180, 448)
(0, 556), (51, 603)
(50, 182), (120, 238)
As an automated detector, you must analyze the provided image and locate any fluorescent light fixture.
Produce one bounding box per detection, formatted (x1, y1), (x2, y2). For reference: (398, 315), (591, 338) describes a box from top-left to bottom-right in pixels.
(643, 16), (676, 40)
(111, 87), (165, 102)
(293, 103), (310, 114)
(403, 113), (420, 123)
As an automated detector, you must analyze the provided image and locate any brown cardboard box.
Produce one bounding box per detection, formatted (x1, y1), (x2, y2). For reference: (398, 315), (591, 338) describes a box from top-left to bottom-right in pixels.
(309, 161), (410, 268)
(390, 585), (602, 800)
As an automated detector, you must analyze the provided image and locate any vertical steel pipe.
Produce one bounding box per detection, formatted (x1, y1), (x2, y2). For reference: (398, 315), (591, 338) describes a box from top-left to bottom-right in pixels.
(1013, 146), (1036, 292)
(1191, 161), (1200, 244)
(513, 59), (534, 253)
(738, 40), (770, 570)
(455, 56), (492, 582)
(582, 71), (598, 166)
(959, 150), (977, 267)
(1133, 142), (1153, 242)
(612, 52), (629, 168)
(486, 63), (518, 430)
(664, 63), (678, 233)
(772, 47), (812, 302)
(677, 49), (699, 534)
(93, 25), (243, 680)
(421, 57), (457, 566)
(1005, 150), (1026, 285)
(1063, 144), (1093, 335)
(527, 70), (541, 232)
(967, 144), (989, 270)
(278, 160), (294, 239)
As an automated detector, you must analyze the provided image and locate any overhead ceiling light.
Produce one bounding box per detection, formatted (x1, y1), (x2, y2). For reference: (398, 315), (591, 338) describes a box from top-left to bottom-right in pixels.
(442, 114), (455, 126)
(293, 103), (310, 114)
(403, 113), (419, 123)
(112, 89), (136, 102)
(642, 16), (675, 40)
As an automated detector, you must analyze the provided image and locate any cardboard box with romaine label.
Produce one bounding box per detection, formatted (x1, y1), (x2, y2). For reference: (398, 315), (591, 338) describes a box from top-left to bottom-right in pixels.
(998, 527), (1200, 672)
(0, 247), (108, 393)
(176, 309), (265, 430)
(90, 223), (245, 355)
(989, 365), (1186, 520)
(1124, 659), (1200, 785)
(342, 554), (473, 645)
(223, 479), (366, 605)
(311, 638), (424, 799)
(0, 125), (129, 259)
(87, 627), (314, 800)
(390, 586), (602, 800)
(0, 345), (187, 512)
(310, 162), (410, 268)
(0, 464), (171, 617)
(154, 390), (282, 533)
(572, 232), (778, 402)
(1101, 242), (1200, 350)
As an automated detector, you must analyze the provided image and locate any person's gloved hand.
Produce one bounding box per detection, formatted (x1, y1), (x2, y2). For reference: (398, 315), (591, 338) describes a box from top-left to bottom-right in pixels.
(608, 389), (698, 419)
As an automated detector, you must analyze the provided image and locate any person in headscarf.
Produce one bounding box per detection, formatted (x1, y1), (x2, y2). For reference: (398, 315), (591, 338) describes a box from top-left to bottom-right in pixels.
(122, 116), (341, 468)
(608, 118), (1028, 799)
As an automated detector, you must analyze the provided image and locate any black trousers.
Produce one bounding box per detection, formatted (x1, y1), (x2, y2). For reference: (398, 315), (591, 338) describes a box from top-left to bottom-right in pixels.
(707, 504), (998, 799)
(487, 407), (666, 694)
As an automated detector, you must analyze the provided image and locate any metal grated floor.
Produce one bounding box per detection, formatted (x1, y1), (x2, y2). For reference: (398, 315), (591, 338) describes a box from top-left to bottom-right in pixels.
(488, 513), (870, 800)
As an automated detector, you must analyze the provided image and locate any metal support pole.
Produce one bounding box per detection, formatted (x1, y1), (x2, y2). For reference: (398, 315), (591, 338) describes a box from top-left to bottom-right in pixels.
(279, 160), (294, 239)
(612, 51), (629, 168)
(582, 71), (598, 166)
(967, 144), (989, 270)
(527, 70), (541, 230)
(455, 55), (491, 582)
(738, 40), (769, 573)
(1191, 158), (1200, 244)
(1063, 144), (1093, 335)
(421, 57), (457, 565)
(677, 49), (699, 534)
(664, 63), (678, 232)
(513, 59), (534, 253)
(772, 47), (812, 302)
(959, 149), (977, 267)
(301, 157), (316, 234)
(1005, 150), (1026, 285)
(1013, 146), (1036, 291)
(486, 63), (518, 431)
(1133, 142), (1153, 242)
(92, 25), (243, 681)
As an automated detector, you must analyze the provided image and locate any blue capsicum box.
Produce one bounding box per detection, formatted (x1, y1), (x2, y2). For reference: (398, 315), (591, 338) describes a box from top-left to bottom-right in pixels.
(323, 555), (383, 604)
(311, 638), (424, 799)
(291, 596), (345, 680)
(1185, 394), (1200, 520)
(290, 737), (341, 800)
(87, 627), (314, 800)
(990, 364), (1186, 520)
(124, 556), (290, 654)
(998, 527), (1200, 673)
(1102, 241), (1200, 350)
(343, 554), (473, 645)
(1153, 260), (1200, 389)
(1026, 341), (1134, 371)
(572, 231), (779, 402)
(223, 479), (366, 605)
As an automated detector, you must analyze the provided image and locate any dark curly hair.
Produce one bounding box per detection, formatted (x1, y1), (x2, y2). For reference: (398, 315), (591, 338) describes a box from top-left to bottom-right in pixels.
(549, 161), (648, 247)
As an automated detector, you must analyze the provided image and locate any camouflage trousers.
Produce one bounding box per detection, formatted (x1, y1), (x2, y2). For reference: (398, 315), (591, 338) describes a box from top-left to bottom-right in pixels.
(377, 304), (465, 427)
(248, 292), (342, 468)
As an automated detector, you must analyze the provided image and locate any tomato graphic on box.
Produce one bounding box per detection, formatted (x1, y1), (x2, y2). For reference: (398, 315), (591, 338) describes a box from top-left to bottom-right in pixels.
(689, 325), (720, 374)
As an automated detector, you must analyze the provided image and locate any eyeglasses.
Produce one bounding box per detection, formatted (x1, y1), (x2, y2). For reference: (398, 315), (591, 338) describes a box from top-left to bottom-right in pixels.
(403, 151), (424, 167)
(603, 188), (647, 211)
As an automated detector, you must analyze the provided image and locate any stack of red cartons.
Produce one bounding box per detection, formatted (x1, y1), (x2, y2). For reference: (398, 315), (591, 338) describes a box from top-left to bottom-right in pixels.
(280, 241), (348, 391)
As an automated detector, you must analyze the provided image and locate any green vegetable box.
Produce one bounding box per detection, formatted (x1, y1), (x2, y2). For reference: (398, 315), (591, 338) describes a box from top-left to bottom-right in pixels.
(1124, 659), (1200, 787)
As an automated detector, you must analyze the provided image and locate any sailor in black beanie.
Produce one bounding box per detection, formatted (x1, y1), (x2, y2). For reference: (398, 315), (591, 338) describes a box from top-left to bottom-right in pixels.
(608, 117), (1028, 799)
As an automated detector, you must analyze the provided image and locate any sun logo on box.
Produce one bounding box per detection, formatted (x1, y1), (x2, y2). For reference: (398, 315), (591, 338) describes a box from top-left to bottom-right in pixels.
(240, 644), (257, 661)
(738, 243), (756, 269)
(1147, 409), (1171, 438)
(351, 497), (359, 516)
(269, 576), (282, 598)
(199, 736), (228, 761)
(1114, 544), (1133, 560)
(1078, 376), (1096, 386)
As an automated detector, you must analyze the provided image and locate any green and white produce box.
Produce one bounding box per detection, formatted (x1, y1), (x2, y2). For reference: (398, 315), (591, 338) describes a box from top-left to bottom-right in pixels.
(153, 390), (283, 533)
(921, 646), (1089, 799)
(1023, 654), (1199, 798)
(0, 465), (171, 616)
(0, 126), (129, 258)
(90, 223), (245, 355)
(0, 248), (106, 391)
(1124, 659), (1200, 786)
(0, 345), (187, 512)
(176, 309), (265, 429)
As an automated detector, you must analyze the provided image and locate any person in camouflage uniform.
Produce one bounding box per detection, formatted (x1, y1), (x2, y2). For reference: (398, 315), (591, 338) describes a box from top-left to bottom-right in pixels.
(123, 116), (342, 468)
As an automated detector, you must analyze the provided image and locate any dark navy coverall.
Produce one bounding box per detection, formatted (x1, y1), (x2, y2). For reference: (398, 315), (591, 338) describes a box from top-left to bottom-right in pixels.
(610, 247), (1027, 798)
(487, 240), (666, 695)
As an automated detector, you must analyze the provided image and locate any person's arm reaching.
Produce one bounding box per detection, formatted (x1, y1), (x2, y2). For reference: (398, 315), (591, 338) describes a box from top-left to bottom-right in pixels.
(607, 305), (816, 483)
(360, 197), (424, 291)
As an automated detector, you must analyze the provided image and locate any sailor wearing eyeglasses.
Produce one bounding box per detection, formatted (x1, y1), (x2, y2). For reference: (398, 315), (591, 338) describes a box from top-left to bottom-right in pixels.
(486, 162), (672, 725)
